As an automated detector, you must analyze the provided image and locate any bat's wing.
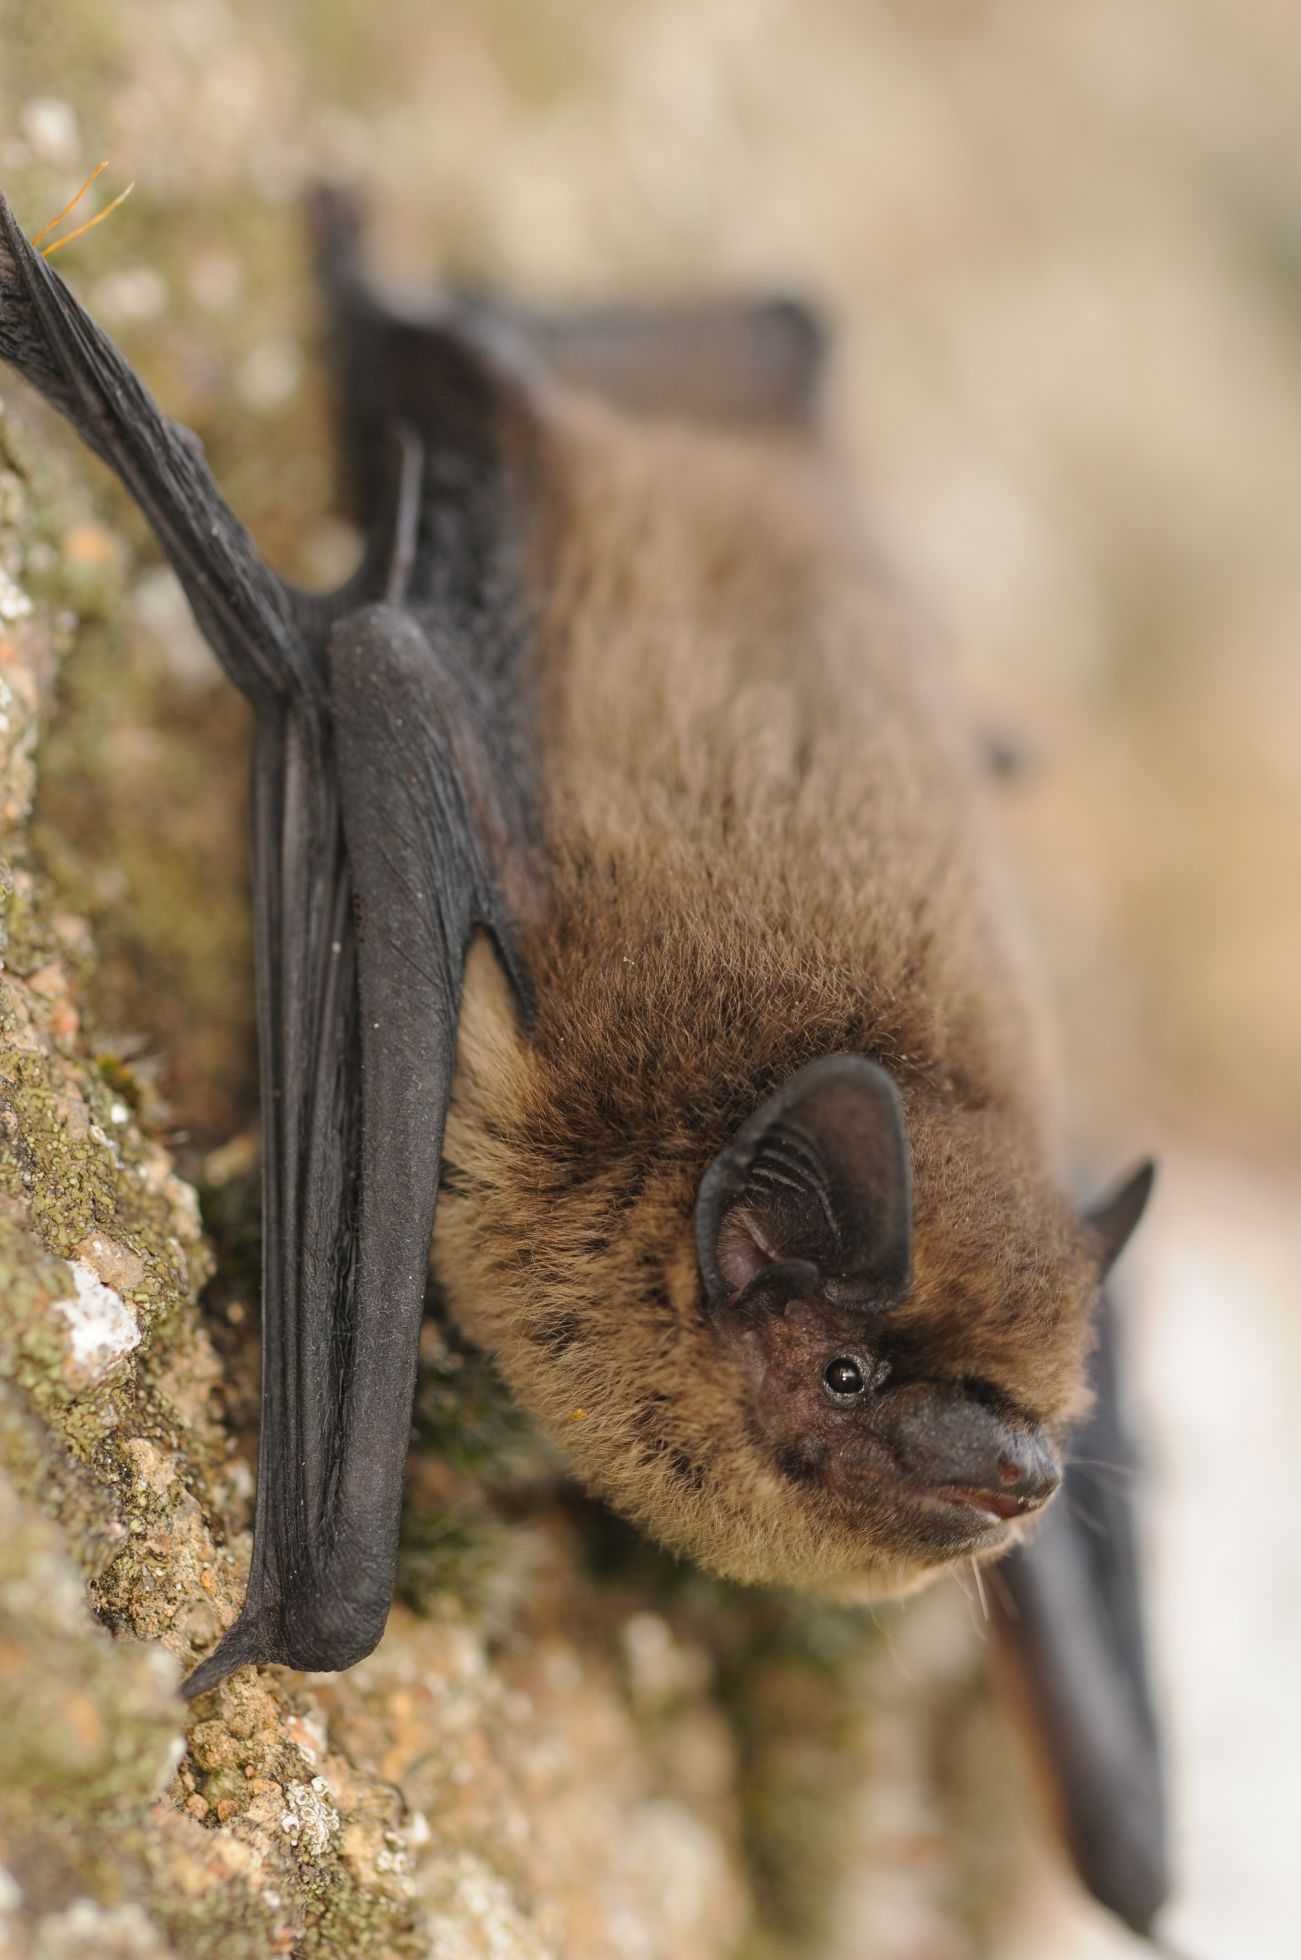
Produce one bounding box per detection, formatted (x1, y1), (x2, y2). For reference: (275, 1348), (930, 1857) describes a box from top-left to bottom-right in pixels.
(309, 183), (826, 519)
(994, 1287), (1170, 1935)
(0, 191), (538, 1696)
(500, 293), (826, 433)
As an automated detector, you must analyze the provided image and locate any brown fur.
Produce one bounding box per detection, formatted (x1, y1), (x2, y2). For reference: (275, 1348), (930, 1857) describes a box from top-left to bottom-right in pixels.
(433, 386), (1102, 1601)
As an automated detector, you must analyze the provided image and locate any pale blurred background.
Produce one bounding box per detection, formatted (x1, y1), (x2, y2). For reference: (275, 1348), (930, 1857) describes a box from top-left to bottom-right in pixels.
(3, 1), (1298, 1954)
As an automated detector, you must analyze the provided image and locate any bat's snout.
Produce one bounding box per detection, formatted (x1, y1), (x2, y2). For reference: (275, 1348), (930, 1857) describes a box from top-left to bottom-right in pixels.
(933, 1455), (1061, 1522)
(879, 1384), (1061, 1523)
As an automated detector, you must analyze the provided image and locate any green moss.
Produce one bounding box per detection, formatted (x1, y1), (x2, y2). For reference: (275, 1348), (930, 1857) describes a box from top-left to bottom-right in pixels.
(0, 871), (60, 978)
(0, 1214), (80, 1376)
(409, 1321), (543, 1483)
(0, 1055), (118, 1248)
(298, 1874), (417, 1960)
(396, 1501), (538, 1630)
(194, 1166), (261, 1309)
(0, 1380), (126, 1580)
(145, 1873), (285, 1960)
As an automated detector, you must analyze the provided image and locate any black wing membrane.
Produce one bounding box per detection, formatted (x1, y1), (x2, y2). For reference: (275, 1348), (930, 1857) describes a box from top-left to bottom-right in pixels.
(496, 293), (827, 433)
(309, 183), (827, 532)
(0, 190), (539, 1695)
(995, 1286), (1170, 1935)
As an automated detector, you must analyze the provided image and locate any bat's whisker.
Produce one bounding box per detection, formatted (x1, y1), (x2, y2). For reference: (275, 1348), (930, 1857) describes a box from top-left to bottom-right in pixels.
(983, 1561), (1019, 1620)
(873, 1600), (916, 1684)
(1065, 1497), (1109, 1539)
(1066, 1453), (1136, 1479)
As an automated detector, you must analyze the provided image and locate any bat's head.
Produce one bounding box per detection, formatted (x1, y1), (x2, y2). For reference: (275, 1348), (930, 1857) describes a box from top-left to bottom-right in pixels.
(685, 1054), (1152, 1594)
(439, 950), (1153, 1602)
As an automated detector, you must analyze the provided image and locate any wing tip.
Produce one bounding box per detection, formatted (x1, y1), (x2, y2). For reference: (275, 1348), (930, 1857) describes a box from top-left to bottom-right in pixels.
(1077, 1828), (1171, 1940)
(180, 1619), (275, 1700)
(181, 1579), (395, 1699)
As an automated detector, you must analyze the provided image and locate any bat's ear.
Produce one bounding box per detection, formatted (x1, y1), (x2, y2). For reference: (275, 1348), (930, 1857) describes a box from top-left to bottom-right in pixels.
(1083, 1160), (1156, 1278)
(695, 1055), (913, 1315)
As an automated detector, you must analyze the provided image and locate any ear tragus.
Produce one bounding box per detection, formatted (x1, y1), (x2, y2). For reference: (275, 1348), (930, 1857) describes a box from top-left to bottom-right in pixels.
(1084, 1161), (1156, 1278)
(696, 1055), (913, 1313)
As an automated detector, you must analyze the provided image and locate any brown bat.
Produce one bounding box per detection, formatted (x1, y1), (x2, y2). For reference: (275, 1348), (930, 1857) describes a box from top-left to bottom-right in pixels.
(0, 184), (1166, 1936)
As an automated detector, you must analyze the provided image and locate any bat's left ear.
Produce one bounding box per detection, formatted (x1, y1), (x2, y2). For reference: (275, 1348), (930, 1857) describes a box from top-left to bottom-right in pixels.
(695, 1054), (913, 1316)
(1083, 1160), (1156, 1277)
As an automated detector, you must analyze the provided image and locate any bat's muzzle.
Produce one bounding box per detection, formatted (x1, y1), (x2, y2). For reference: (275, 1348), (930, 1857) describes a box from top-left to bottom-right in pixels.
(878, 1383), (1061, 1521)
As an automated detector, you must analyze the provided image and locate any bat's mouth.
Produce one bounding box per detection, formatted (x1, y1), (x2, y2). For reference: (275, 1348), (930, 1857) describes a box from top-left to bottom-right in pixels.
(848, 1458), (1056, 1561)
(931, 1481), (1048, 1524)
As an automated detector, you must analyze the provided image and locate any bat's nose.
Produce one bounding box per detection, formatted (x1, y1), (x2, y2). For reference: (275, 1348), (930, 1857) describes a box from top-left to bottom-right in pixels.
(935, 1446), (1061, 1521)
(878, 1384), (1061, 1521)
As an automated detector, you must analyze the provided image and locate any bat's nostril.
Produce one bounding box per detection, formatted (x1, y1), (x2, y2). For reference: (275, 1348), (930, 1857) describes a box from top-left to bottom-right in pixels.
(996, 1454), (1022, 1485)
(1014, 1459), (1062, 1510)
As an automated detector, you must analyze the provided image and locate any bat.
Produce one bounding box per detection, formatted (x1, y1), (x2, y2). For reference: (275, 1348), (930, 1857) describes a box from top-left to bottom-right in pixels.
(0, 182), (1168, 1937)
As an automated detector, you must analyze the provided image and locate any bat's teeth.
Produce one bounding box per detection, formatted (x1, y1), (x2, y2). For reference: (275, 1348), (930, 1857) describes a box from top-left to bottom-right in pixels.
(933, 1483), (1029, 1523)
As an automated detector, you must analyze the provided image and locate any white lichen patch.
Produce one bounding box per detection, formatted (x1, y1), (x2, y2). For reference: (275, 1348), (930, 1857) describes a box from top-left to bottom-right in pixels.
(131, 566), (221, 690)
(0, 565), (32, 622)
(613, 1799), (733, 1948)
(136, 1144), (204, 1242)
(621, 1611), (712, 1716)
(51, 1262), (141, 1388)
(279, 1778), (341, 1861)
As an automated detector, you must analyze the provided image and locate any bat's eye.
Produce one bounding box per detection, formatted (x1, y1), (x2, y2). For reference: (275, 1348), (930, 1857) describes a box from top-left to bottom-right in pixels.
(823, 1355), (868, 1400)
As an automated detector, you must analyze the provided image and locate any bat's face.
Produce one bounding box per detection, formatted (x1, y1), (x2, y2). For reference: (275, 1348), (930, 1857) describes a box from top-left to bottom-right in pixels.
(438, 955), (1152, 1602)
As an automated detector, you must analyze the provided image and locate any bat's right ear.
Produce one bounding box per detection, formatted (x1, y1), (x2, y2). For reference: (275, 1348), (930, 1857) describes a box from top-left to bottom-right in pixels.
(695, 1055), (913, 1316)
(1084, 1160), (1156, 1278)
